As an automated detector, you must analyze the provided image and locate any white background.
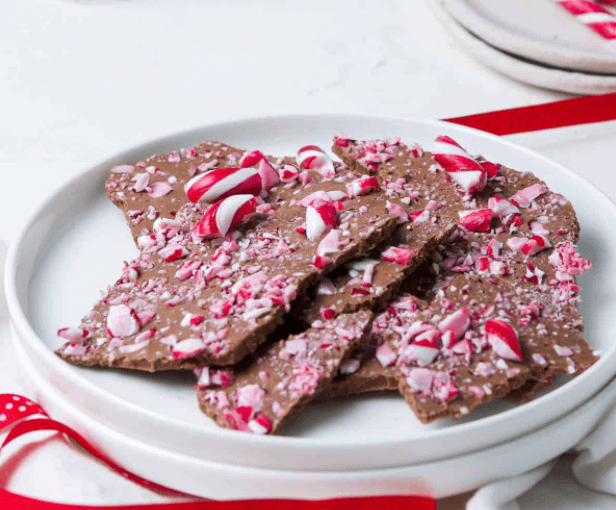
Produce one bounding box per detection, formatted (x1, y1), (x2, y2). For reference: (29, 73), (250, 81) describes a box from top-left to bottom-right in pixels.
(2, 1), (616, 508)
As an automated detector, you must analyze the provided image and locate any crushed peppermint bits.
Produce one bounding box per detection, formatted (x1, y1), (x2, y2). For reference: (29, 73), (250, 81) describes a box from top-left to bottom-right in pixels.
(56, 135), (596, 433)
(56, 141), (398, 371)
(196, 311), (372, 435)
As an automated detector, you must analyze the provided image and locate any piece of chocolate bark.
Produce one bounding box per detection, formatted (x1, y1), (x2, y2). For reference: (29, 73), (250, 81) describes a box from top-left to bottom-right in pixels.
(319, 136), (595, 412)
(319, 335), (398, 398)
(105, 142), (248, 244)
(56, 147), (399, 371)
(376, 271), (597, 423)
(295, 138), (461, 324)
(196, 310), (373, 435)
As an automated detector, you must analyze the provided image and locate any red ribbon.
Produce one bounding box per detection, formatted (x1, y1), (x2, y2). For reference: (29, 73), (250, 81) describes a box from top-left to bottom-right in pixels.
(0, 394), (435, 509)
(444, 92), (616, 136)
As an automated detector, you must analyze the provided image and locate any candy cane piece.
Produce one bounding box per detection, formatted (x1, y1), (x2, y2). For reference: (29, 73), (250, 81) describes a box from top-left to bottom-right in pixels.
(297, 145), (335, 177)
(185, 167), (262, 204)
(555, 0), (616, 39)
(306, 199), (338, 241)
(192, 194), (257, 238)
(433, 136), (487, 194)
(239, 150), (264, 168)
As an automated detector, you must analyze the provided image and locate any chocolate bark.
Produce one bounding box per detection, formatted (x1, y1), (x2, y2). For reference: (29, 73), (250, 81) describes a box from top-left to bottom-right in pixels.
(196, 310), (373, 435)
(105, 142), (247, 244)
(320, 336), (398, 398)
(318, 141), (595, 415)
(295, 138), (460, 324)
(56, 147), (399, 371)
(377, 272), (596, 423)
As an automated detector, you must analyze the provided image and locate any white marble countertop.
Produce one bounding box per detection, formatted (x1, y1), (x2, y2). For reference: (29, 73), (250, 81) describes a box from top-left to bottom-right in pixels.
(2, 1), (616, 508)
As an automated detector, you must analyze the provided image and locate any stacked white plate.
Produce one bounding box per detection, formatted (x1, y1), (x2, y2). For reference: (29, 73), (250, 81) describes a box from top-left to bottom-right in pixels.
(429, 0), (616, 95)
(6, 116), (616, 499)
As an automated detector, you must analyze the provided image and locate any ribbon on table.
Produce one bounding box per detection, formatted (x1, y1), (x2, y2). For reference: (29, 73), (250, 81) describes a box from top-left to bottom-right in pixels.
(444, 91), (616, 135)
(0, 394), (436, 509)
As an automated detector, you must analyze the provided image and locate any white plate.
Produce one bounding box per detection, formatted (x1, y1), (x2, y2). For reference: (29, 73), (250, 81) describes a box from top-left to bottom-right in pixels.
(12, 316), (616, 500)
(5, 115), (616, 475)
(429, 0), (616, 95)
(444, 0), (616, 75)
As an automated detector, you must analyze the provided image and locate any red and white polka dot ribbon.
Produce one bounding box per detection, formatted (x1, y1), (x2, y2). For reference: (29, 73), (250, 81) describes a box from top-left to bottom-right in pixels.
(0, 392), (436, 509)
(556, 0), (616, 40)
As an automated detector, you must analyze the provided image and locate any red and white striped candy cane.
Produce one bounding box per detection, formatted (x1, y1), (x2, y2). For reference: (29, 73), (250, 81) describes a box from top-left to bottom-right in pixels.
(433, 136), (487, 194)
(297, 145), (335, 177)
(192, 194), (257, 238)
(185, 167), (262, 204)
(556, 0), (616, 40)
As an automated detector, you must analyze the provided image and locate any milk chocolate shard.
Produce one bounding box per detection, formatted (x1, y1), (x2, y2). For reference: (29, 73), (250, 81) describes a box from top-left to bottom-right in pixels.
(56, 146), (399, 371)
(195, 310), (373, 435)
(320, 151), (590, 405)
(105, 142), (248, 244)
(295, 138), (461, 324)
(376, 268), (597, 424)
(319, 336), (398, 398)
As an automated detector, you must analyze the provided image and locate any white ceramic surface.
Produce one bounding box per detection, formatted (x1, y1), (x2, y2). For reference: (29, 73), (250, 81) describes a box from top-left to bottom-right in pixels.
(444, 0), (616, 75)
(429, 0), (616, 95)
(12, 315), (616, 500)
(6, 115), (616, 474)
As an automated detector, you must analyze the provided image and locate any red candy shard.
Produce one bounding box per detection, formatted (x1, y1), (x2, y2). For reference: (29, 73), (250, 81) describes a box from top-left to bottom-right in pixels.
(185, 167), (262, 204)
(192, 195), (256, 238)
(438, 307), (471, 345)
(458, 209), (493, 232)
(480, 161), (499, 179)
(297, 145), (335, 177)
(401, 339), (439, 367)
(381, 246), (416, 265)
(257, 158), (280, 190)
(346, 176), (380, 198)
(510, 184), (548, 208)
(239, 150), (264, 168)
(305, 199), (338, 241)
(485, 319), (523, 362)
(522, 235), (552, 256)
(433, 136), (487, 194)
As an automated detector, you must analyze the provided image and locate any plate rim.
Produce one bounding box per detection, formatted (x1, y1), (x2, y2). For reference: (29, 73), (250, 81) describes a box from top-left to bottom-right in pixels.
(6, 113), (616, 458)
(13, 324), (616, 500)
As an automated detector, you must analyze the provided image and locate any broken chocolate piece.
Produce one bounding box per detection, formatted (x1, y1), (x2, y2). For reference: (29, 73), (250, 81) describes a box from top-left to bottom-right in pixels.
(375, 271), (596, 423)
(57, 146), (399, 370)
(296, 138), (461, 323)
(196, 310), (373, 435)
(319, 145), (594, 412)
(319, 336), (398, 398)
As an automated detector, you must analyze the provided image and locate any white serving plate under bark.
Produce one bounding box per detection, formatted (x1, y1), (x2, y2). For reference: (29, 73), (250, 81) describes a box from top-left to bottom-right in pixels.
(5, 116), (616, 495)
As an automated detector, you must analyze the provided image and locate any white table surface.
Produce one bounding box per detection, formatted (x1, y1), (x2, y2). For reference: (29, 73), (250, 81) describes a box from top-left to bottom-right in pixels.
(2, 1), (616, 508)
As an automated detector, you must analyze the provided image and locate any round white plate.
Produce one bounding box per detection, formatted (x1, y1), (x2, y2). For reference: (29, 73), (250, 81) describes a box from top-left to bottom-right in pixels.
(444, 0), (616, 75)
(6, 115), (616, 475)
(12, 315), (616, 500)
(429, 0), (616, 95)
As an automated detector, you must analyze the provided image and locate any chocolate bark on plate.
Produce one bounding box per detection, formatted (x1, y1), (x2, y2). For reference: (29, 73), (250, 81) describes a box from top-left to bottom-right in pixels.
(319, 136), (594, 409)
(105, 142), (248, 244)
(295, 138), (461, 324)
(376, 271), (597, 423)
(56, 146), (399, 371)
(196, 310), (373, 435)
(319, 334), (398, 398)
